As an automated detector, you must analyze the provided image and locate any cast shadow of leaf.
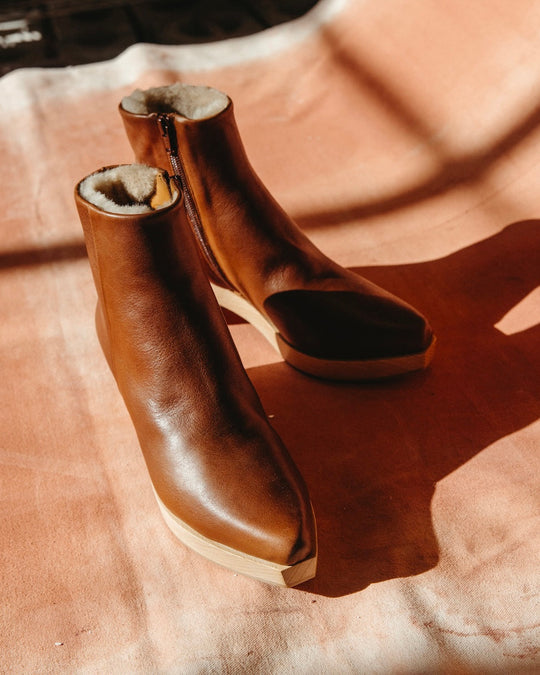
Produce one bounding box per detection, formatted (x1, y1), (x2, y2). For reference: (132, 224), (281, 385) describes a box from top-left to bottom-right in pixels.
(244, 219), (539, 597)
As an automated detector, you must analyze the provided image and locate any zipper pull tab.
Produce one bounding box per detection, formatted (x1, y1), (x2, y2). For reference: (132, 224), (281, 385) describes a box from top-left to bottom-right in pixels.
(157, 113), (183, 183)
(157, 113), (174, 155)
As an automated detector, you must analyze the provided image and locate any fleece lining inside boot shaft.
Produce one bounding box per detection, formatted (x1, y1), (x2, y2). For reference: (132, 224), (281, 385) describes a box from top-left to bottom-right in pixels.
(79, 165), (177, 214)
(121, 83), (229, 119)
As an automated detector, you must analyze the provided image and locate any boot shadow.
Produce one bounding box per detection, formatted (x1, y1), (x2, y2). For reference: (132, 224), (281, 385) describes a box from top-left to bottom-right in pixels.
(242, 219), (540, 597)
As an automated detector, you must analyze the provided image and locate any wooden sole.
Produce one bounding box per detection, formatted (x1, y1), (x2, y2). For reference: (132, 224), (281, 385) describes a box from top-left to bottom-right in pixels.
(154, 491), (317, 587)
(212, 284), (436, 380)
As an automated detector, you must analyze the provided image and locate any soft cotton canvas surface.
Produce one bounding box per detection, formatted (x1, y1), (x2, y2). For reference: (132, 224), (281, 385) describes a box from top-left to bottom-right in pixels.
(0, 0), (538, 672)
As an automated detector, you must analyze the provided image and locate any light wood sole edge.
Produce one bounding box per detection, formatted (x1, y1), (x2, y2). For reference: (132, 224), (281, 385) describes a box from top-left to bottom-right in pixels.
(153, 490), (317, 587)
(212, 284), (436, 380)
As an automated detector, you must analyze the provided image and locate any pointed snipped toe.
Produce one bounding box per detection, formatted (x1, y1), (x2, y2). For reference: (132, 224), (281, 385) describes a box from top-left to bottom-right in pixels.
(262, 286), (435, 380)
(212, 271), (435, 380)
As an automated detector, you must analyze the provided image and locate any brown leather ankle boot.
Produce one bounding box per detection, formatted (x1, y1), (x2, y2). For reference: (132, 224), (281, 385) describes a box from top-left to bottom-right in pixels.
(118, 84), (436, 380)
(74, 164), (316, 586)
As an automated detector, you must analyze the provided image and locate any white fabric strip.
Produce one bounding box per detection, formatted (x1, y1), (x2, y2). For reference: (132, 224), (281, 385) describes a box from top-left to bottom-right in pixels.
(0, 0), (349, 114)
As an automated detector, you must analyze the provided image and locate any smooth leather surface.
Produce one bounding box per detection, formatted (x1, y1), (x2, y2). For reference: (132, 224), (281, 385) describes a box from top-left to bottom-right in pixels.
(119, 95), (433, 361)
(265, 289), (430, 360)
(74, 178), (316, 566)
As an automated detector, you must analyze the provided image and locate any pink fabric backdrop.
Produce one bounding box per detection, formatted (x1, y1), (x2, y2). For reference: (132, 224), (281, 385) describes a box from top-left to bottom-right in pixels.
(0, 0), (538, 671)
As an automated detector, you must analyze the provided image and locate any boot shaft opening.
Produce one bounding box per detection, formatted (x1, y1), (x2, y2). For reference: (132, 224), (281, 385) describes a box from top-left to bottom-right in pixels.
(77, 164), (178, 214)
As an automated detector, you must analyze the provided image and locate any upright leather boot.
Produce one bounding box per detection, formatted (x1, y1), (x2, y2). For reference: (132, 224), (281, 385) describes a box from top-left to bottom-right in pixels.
(74, 164), (316, 586)
(119, 84), (436, 380)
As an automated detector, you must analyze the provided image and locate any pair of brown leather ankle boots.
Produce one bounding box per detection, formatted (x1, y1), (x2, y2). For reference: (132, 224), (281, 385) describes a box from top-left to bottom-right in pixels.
(74, 84), (435, 587)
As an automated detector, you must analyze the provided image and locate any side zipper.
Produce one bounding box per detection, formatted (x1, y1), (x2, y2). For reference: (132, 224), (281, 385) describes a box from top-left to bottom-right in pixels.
(157, 113), (232, 289)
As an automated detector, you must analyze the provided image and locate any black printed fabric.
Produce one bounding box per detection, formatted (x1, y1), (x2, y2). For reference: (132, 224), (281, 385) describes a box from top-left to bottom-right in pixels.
(0, 0), (319, 75)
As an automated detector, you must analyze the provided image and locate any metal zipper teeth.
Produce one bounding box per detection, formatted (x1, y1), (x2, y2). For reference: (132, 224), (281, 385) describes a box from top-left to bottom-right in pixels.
(157, 113), (232, 289)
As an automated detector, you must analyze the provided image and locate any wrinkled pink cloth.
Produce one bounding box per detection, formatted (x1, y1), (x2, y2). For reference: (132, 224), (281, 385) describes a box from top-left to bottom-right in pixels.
(0, 0), (538, 671)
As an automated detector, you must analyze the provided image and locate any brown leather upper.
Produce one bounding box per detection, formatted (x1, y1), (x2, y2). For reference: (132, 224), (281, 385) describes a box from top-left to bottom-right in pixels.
(75, 176), (315, 566)
(119, 92), (433, 361)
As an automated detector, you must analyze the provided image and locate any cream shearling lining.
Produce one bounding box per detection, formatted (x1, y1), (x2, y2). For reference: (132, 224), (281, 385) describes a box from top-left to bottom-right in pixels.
(121, 83), (229, 120)
(79, 165), (177, 215)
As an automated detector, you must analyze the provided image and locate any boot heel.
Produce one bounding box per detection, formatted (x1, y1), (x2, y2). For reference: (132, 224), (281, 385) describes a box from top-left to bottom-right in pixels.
(154, 490), (317, 587)
(212, 284), (280, 349)
(212, 284), (436, 380)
